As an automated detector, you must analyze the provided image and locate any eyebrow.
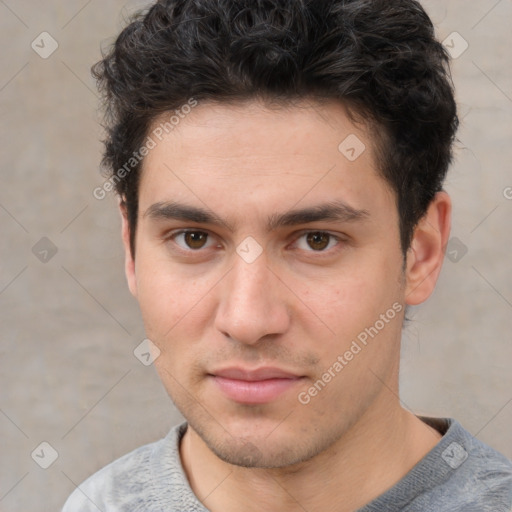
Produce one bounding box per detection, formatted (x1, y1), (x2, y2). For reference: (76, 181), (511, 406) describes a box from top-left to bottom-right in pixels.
(143, 199), (370, 232)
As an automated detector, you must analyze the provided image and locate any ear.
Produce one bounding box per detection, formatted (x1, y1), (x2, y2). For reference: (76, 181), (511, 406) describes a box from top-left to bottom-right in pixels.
(119, 200), (138, 298)
(404, 191), (452, 305)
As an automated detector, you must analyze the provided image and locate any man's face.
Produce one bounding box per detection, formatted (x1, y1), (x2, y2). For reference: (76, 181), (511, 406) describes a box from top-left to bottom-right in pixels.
(125, 99), (408, 468)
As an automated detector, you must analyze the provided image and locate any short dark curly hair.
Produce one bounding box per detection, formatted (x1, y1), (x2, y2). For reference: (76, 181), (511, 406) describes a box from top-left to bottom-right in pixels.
(92, 0), (458, 260)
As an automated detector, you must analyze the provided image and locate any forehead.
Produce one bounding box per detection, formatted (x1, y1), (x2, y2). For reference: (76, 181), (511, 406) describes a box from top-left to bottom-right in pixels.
(145, 97), (375, 163)
(137, 98), (393, 224)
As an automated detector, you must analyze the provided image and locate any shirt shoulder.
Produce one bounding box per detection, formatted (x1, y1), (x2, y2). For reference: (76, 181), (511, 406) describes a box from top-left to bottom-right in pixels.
(61, 423), (207, 512)
(442, 427), (512, 511)
(61, 438), (162, 512)
(360, 417), (512, 512)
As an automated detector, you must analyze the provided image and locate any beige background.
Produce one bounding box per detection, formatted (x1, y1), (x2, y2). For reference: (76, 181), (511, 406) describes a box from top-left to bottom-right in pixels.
(0, 1), (511, 511)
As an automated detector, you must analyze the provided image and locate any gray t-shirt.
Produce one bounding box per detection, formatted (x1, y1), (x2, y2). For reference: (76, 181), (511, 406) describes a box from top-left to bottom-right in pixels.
(62, 417), (512, 511)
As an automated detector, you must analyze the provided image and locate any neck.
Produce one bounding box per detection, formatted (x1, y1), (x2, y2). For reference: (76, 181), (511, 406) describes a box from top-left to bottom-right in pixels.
(180, 395), (442, 512)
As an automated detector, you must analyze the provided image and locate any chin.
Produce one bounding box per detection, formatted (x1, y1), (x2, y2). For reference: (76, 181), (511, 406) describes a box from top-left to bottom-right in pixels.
(193, 420), (327, 469)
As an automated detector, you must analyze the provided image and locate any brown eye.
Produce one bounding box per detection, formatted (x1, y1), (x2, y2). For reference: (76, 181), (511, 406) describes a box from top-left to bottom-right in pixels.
(183, 231), (209, 249)
(168, 229), (215, 253)
(306, 232), (331, 251)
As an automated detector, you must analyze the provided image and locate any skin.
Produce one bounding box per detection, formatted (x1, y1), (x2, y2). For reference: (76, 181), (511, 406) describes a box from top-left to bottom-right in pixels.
(120, 98), (451, 511)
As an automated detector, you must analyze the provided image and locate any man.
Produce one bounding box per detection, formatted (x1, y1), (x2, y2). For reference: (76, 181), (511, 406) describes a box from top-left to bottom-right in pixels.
(63, 0), (512, 510)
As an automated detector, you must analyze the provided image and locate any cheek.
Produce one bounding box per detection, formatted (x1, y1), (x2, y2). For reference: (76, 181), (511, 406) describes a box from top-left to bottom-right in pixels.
(134, 256), (220, 346)
(135, 264), (189, 337)
(302, 257), (403, 355)
(136, 271), (206, 385)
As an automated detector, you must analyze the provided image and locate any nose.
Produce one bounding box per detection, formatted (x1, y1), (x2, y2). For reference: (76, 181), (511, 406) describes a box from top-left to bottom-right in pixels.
(214, 253), (291, 345)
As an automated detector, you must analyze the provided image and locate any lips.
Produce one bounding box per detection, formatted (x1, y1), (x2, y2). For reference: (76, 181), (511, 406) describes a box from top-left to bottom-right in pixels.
(209, 367), (304, 404)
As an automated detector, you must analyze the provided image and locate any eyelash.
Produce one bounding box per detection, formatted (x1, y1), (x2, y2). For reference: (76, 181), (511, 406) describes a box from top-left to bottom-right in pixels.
(165, 229), (345, 257)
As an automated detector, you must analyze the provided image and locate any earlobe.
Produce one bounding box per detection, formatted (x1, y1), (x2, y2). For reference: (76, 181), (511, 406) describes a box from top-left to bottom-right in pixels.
(119, 201), (138, 298)
(404, 191), (452, 305)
